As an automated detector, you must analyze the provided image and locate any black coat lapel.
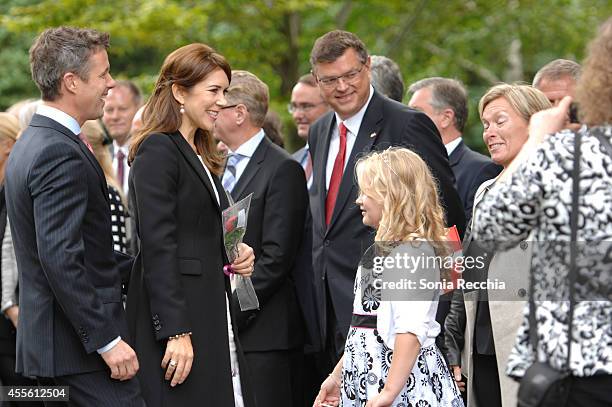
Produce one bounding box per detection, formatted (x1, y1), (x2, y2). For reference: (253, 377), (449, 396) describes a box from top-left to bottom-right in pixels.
(448, 140), (466, 167)
(168, 132), (221, 215)
(316, 114), (336, 231)
(30, 114), (109, 202)
(231, 136), (268, 200)
(327, 91), (383, 232)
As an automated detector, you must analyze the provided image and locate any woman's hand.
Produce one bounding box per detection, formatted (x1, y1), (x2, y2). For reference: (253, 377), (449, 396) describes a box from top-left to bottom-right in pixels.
(313, 374), (341, 407)
(366, 388), (396, 407)
(161, 335), (194, 387)
(528, 96), (573, 145)
(231, 243), (255, 277)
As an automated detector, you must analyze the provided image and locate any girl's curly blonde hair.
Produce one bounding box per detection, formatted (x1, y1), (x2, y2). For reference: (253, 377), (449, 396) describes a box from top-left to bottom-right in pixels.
(355, 147), (449, 256)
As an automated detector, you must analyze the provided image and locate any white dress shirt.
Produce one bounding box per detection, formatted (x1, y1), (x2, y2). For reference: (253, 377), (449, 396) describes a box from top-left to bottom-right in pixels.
(445, 137), (463, 157)
(325, 85), (375, 190)
(112, 141), (130, 194)
(222, 129), (265, 187)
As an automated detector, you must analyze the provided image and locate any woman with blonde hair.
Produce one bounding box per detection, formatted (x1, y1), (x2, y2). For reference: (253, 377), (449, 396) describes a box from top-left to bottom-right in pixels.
(81, 120), (128, 254)
(444, 83), (551, 407)
(315, 147), (463, 407)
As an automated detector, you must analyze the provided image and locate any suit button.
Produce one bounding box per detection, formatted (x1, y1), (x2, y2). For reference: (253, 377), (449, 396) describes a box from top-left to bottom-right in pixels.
(155, 325), (161, 331)
(520, 241), (528, 250)
(518, 288), (527, 298)
(324, 240), (330, 247)
(153, 320), (160, 326)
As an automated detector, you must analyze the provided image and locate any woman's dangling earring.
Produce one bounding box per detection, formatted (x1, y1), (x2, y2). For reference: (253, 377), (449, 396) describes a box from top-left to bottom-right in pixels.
(180, 104), (185, 114)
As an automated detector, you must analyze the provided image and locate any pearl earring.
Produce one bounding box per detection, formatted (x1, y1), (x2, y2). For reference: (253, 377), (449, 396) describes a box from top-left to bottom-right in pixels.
(180, 104), (185, 114)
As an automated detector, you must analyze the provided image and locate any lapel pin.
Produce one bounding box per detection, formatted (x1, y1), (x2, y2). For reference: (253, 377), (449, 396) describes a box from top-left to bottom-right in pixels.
(370, 132), (377, 138)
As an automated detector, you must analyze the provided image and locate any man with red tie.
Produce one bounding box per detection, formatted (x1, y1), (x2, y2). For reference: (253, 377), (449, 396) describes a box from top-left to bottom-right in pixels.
(102, 80), (142, 195)
(290, 73), (330, 190)
(307, 30), (465, 366)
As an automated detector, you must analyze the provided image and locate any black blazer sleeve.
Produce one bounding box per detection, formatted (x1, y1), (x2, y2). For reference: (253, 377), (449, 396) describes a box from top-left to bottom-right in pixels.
(444, 289), (466, 366)
(30, 144), (119, 353)
(401, 113), (466, 236)
(131, 134), (191, 339)
(240, 159), (308, 325)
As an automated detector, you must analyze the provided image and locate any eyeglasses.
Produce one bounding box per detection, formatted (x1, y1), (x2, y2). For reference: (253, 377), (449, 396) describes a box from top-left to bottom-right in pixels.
(287, 102), (326, 114)
(316, 64), (365, 88)
(220, 104), (238, 110)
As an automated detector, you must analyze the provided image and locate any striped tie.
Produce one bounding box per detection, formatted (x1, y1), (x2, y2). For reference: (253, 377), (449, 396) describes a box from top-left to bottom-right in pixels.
(222, 153), (244, 192)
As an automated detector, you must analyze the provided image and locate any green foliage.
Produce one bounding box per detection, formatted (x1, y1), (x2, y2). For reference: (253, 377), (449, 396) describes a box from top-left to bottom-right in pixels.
(1, 0), (610, 152)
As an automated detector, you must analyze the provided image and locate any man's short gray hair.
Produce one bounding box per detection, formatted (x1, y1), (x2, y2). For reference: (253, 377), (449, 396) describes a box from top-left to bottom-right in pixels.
(408, 77), (469, 132)
(30, 26), (110, 101)
(370, 55), (404, 102)
(532, 59), (581, 88)
(225, 70), (269, 127)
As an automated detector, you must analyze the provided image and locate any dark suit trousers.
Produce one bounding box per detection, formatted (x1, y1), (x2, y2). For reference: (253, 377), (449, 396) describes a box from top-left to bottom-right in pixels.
(244, 349), (302, 407)
(0, 354), (41, 407)
(37, 372), (144, 407)
(472, 353), (501, 407)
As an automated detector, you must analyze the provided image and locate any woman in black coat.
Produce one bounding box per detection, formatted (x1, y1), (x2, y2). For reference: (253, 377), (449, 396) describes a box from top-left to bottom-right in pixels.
(126, 43), (256, 407)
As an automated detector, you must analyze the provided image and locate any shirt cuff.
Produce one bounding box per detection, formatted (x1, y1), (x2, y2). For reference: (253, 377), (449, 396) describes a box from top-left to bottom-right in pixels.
(97, 336), (121, 354)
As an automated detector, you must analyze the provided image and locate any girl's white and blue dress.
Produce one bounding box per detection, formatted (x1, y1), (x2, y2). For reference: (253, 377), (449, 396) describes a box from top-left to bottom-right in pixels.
(341, 242), (464, 407)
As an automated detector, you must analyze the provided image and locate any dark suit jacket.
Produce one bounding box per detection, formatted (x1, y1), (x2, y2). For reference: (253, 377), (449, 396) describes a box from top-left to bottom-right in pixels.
(0, 186), (17, 357)
(230, 136), (308, 352)
(449, 140), (502, 225)
(126, 132), (255, 407)
(308, 90), (466, 349)
(5, 114), (126, 377)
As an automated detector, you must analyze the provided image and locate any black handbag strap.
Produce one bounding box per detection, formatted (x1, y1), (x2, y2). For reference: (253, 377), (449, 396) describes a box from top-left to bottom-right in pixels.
(528, 130), (581, 374)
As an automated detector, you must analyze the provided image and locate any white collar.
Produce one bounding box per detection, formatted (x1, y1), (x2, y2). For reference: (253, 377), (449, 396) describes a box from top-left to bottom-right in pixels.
(445, 137), (463, 156)
(36, 104), (81, 135)
(228, 128), (265, 158)
(113, 139), (130, 153)
(334, 85), (375, 136)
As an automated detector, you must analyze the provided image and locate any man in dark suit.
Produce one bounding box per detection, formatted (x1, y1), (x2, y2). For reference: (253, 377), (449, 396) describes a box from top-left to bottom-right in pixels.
(214, 70), (308, 407)
(308, 30), (466, 364)
(408, 77), (502, 224)
(5, 27), (144, 406)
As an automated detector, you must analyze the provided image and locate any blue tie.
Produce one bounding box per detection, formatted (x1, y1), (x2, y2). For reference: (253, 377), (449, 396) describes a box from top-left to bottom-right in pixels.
(223, 153), (245, 192)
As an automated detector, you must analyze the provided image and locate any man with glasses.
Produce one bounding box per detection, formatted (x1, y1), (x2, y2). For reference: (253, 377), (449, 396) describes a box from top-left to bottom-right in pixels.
(290, 73), (329, 189)
(307, 30), (465, 366)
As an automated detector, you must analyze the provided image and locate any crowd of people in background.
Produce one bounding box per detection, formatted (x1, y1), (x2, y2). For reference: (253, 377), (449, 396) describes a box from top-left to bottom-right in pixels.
(0, 14), (610, 407)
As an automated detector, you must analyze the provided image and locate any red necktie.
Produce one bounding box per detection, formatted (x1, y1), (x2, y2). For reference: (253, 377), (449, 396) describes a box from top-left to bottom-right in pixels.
(304, 151), (313, 181)
(325, 122), (347, 226)
(78, 133), (94, 154)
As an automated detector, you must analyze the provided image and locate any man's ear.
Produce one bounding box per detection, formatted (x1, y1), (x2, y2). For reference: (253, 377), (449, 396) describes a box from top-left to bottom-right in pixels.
(62, 72), (79, 95)
(171, 83), (185, 105)
(440, 108), (455, 130)
(235, 104), (248, 126)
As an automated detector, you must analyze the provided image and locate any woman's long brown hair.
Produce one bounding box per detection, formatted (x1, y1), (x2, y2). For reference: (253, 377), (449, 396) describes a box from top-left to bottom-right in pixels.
(128, 43), (231, 175)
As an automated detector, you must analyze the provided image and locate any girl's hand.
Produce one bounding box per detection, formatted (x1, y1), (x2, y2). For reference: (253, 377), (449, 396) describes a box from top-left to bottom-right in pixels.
(313, 374), (341, 407)
(232, 243), (255, 277)
(366, 388), (396, 407)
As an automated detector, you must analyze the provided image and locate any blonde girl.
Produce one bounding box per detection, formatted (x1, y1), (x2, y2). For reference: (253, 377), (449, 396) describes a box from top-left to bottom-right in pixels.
(315, 147), (463, 407)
